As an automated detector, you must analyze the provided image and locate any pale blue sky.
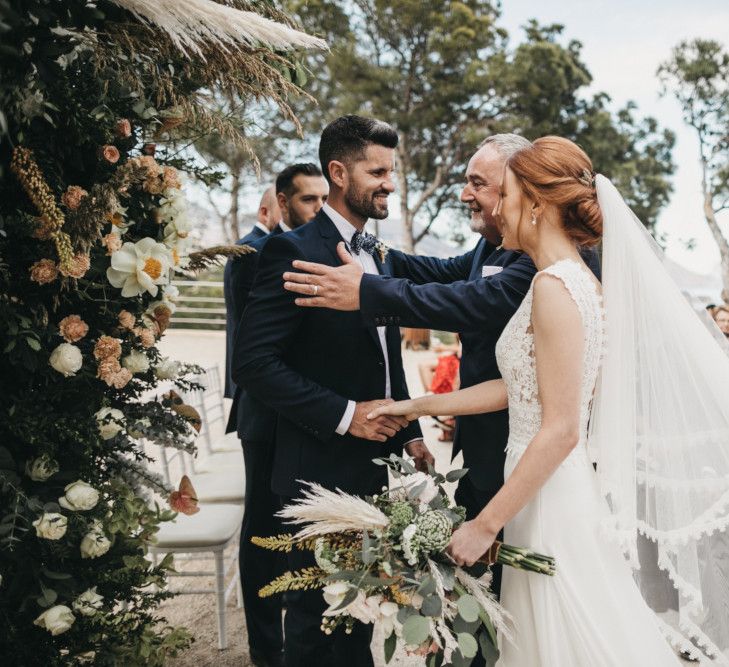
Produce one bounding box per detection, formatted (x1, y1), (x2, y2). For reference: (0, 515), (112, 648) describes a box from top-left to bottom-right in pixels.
(498, 0), (729, 273)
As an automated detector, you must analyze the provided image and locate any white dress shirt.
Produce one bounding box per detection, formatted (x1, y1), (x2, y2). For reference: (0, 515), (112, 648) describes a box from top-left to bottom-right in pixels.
(254, 221), (270, 235)
(277, 220), (291, 233)
(322, 204), (391, 435)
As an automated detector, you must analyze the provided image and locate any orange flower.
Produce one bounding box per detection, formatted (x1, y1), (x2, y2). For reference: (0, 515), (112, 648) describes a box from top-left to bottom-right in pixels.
(59, 315), (89, 343)
(100, 145), (120, 164)
(115, 119), (132, 139)
(29, 259), (59, 284)
(94, 335), (122, 361)
(59, 253), (90, 279)
(169, 475), (199, 515)
(118, 310), (135, 330)
(60, 185), (88, 211)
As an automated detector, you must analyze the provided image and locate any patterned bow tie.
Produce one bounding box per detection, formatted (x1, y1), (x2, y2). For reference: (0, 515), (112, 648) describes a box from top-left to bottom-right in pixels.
(350, 230), (379, 256)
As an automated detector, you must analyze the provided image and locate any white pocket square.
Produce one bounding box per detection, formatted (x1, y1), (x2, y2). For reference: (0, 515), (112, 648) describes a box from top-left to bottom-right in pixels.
(482, 265), (503, 277)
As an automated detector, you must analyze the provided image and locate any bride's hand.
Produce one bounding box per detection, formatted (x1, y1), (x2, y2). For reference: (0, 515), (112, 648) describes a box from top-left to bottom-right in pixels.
(447, 520), (497, 567)
(367, 399), (421, 422)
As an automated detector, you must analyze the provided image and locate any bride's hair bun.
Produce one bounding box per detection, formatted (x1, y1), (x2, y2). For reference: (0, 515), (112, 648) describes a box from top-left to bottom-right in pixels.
(507, 136), (602, 247)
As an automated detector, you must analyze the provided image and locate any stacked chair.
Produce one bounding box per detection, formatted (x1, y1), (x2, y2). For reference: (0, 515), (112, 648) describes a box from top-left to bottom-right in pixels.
(146, 365), (246, 650)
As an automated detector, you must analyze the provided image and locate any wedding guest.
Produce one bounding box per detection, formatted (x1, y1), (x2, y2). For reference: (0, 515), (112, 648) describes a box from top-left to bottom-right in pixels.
(224, 165), (328, 667)
(712, 304), (729, 338)
(224, 185), (281, 399)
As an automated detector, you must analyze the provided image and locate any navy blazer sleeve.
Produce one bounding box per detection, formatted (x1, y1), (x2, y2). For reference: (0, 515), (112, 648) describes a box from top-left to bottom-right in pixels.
(384, 245), (480, 284)
(231, 235), (349, 441)
(360, 253), (537, 334)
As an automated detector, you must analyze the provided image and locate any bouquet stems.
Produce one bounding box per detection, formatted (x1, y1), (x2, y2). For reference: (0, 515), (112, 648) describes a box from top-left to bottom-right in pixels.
(479, 541), (556, 576)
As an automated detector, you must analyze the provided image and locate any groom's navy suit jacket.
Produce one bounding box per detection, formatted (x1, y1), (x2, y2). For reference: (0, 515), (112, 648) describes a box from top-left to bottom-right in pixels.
(232, 210), (422, 499)
(361, 240), (600, 495)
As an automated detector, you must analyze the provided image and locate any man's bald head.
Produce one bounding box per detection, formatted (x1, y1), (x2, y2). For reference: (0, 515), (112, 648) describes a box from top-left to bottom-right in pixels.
(258, 185), (281, 231)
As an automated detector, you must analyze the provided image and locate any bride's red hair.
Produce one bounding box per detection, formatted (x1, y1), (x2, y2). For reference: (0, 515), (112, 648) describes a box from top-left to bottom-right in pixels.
(508, 136), (602, 247)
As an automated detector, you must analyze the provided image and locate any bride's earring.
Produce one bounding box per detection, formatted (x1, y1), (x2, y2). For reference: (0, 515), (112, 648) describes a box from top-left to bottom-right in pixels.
(531, 213), (538, 226)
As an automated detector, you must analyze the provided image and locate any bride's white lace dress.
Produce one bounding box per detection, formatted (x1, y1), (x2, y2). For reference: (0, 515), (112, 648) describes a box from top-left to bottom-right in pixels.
(494, 259), (681, 666)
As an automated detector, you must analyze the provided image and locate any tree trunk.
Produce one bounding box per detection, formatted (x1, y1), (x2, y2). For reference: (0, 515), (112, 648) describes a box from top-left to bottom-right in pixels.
(701, 173), (729, 303)
(396, 144), (415, 253)
(229, 172), (241, 243)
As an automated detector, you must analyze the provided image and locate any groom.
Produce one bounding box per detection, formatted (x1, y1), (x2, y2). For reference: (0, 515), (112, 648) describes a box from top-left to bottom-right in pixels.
(282, 134), (601, 602)
(232, 115), (431, 667)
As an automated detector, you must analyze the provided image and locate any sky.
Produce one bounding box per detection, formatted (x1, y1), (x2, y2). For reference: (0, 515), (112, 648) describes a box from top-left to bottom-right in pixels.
(496, 0), (729, 274)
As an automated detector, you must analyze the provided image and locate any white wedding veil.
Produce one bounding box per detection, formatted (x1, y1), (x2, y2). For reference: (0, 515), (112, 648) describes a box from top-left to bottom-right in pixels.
(588, 175), (729, 663)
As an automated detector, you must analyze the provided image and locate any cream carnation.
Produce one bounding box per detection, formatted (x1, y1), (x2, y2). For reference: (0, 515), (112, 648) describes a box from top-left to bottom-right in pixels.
(59, 480), (100, 511)
(49, 343), (83, 377)
(133, 326), (156, 348)
(93, 335), (121, 361)
(59, 253), (91, 279)
(58, 314), (88, 343)
(109, 368), (132, 389)
(33, 513), (68, 540)
(34, 605), (75, 636)
(95, 407), (124, 439)
(29, 259), (59, 284)
(122, 349), (150, 374)
(80, 520), (111, 559)
(107, 237), (171, 298)
(61, 185), (88, 211)
(118, 310), (136, 330)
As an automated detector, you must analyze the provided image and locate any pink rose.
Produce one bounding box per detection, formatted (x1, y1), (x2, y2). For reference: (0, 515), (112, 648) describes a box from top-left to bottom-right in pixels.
(100, 145), (120, 164)
(142, 143), (156, 156)
(115, 119), (132, 139)
(59, 315), (89, 343)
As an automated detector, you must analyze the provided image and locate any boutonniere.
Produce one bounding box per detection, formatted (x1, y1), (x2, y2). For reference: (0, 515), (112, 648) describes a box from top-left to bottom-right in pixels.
(375, 240), (389, 263)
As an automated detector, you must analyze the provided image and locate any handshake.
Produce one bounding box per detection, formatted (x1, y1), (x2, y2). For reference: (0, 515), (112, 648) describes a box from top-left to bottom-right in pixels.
(348, 398), (434, 472)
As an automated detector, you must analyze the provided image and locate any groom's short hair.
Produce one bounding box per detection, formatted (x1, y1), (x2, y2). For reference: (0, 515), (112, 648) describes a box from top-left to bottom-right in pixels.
(319, 115), (398, 183)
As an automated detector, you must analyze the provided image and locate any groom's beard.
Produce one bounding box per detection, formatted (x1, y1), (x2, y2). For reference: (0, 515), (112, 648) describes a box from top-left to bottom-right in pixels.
(345, 184), (390, 220)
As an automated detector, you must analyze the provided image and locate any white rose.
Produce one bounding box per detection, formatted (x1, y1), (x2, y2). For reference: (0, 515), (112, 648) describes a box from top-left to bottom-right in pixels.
(25, 454), (59, 481)
(49, 343), (83, 377)
(322, 581), (349, 610)
(346, 592), (382, 625)
(95, 407), (124, 440)
(59, 480), (99, 511)
(154, 358), (180, 380)
(32, 513), (67, 540)
(34, 605), (75, 635)
(72, 587), (104, 616)
(401, 472), (439, 504)
(80, 520), (111, 559)
(121, 350), (150, 374)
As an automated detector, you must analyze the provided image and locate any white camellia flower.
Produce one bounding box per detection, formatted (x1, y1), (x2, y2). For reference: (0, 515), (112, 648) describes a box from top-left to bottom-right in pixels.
(95, 407), (124, 440)
(72, 587), (104, 616)
(106, 237), (171, 297)
(154, 357), (181, 380)
(34, 605), (75, 635)
(379, 601), (402, 638)
(32, 513), (68, 540)
(49, 343), (83, 377)
(25, 454), (59, 481)
(400, 471), (439, 505)
(322, 581), (349, 610)
(80, 520), (111, 559)
(121, 350), (150, 375)
(59, 481), (99, 512)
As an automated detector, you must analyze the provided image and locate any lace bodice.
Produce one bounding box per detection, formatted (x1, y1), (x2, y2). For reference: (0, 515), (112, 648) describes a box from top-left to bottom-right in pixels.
(495, 259), (604, 466)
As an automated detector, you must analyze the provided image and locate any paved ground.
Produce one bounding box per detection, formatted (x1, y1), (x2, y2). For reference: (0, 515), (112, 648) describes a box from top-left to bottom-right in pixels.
(157, 330), (458, 666)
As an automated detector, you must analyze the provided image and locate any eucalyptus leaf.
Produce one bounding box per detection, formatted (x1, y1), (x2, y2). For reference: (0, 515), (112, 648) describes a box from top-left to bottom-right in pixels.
(417, 575), (436, 597)
(402, 614), (430, 647)
(457, 633), (478, 658)
(457, 594), (480, 623)
(420, 593), (442, 617)
(445, 468), (469, 482)
(478, 630), (500, 666)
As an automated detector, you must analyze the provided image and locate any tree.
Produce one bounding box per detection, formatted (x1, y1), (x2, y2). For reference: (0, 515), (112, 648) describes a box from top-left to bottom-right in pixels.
(288, 8), (675, 249)
(658, 39), (729, 301)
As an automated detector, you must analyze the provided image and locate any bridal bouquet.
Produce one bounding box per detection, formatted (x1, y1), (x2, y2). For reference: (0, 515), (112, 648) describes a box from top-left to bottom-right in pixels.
(254, 455), (555, 666)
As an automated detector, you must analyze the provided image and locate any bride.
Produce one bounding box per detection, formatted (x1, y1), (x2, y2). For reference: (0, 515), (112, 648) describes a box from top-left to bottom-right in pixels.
(369, 137), (729, 665)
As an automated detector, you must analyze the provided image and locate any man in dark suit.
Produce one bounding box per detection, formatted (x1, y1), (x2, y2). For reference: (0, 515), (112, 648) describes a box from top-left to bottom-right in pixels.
(281, 134), (601, 607)
(225, 164), (328, 667)
(232, 116), (433, 667)
(224, 185), (281, 399)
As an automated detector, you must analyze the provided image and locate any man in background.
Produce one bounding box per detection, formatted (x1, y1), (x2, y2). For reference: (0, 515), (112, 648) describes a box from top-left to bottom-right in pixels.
(224, 164), (328, 667)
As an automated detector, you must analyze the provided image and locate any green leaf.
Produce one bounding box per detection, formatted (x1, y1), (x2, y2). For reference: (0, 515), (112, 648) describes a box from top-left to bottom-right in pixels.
(417, 575), (436, 597)
(446, 468), (469, 482)
(420, 594), (442, 617)
(457, 594), (480, 623)
(478, 630), (500, 666)
(384, 630), (397, 664)
(402, 614), (430, 647)
(26, 337), (41, 351)
(332, 587), (358, 611)
(458, 632), (478, 658)
(397, 605), (417, 624)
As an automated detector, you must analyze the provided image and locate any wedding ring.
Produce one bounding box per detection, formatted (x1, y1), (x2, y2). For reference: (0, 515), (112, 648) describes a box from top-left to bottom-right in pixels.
(313, 285), (318, 296)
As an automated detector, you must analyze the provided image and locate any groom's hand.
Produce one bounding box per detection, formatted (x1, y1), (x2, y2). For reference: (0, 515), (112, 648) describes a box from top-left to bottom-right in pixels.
(349, 399), (409, 442)
(405, 439), (435, 472)
(284, 242), (363, 311)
